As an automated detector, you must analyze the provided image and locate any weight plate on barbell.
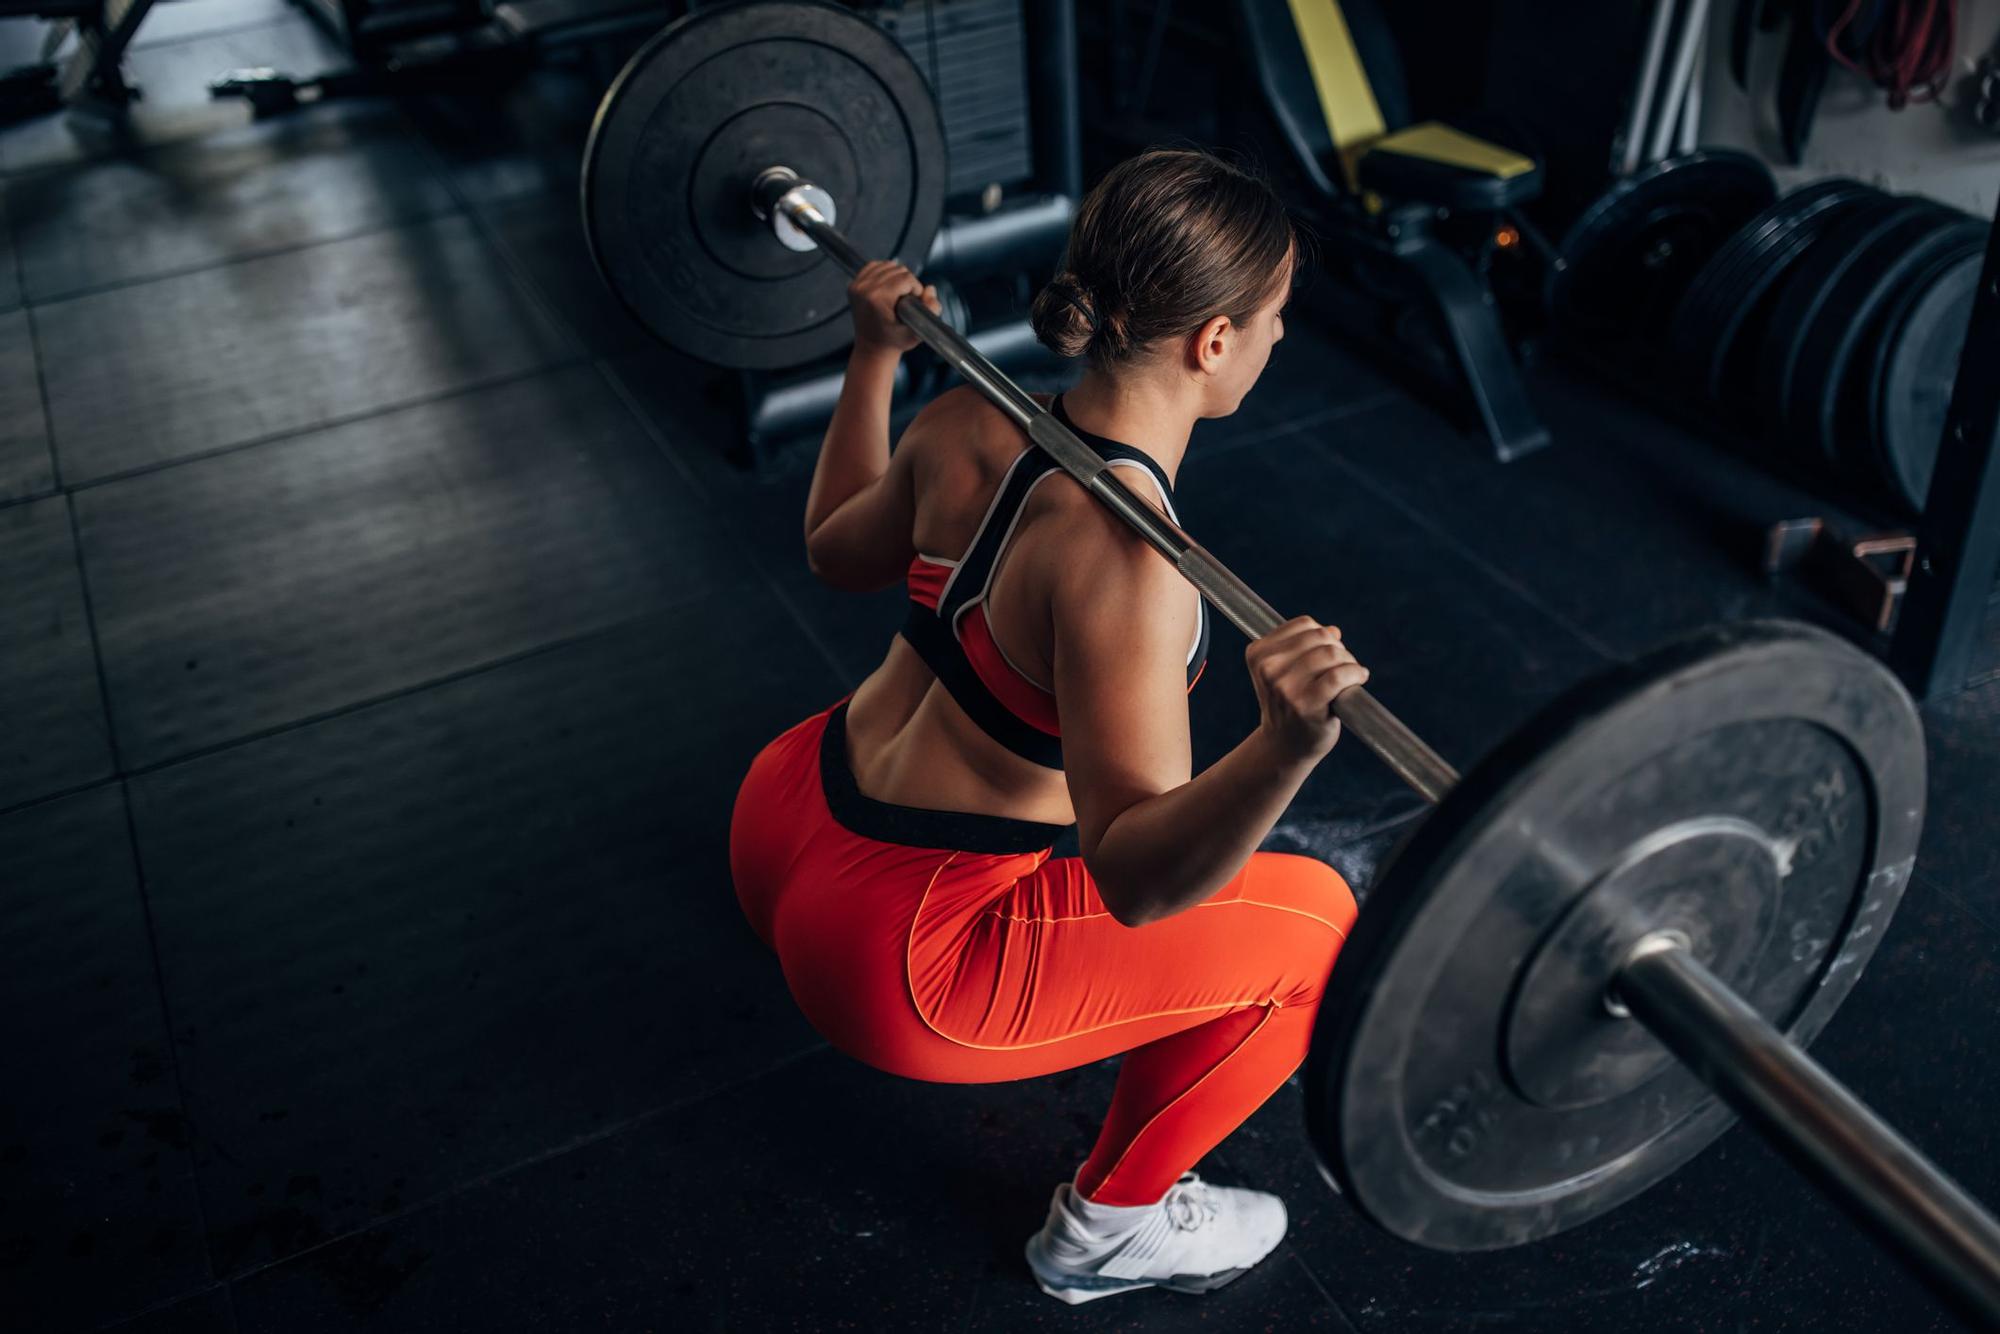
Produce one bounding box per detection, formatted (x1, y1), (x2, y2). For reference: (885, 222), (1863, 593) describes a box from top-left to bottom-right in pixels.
(1305, 621), (1925, 1251)
(581, 0), (947, 369)
(1548, 150), (1777, 348)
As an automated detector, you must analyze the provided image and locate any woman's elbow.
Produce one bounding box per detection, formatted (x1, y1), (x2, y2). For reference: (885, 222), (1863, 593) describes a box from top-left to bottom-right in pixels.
(804, 537), (864, 591)
(807, 559), (891, 593)
(803, 549), (848, 589)
(1083, 861), (1151, 929)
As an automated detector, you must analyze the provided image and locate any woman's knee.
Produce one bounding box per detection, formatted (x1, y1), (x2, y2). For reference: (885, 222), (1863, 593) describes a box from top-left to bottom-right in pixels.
(1247, 851), (1358, 934)
(1242, 852), (1356, 998)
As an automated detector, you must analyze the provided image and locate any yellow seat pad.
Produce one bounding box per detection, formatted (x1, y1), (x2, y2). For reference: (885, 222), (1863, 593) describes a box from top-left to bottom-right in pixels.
(1367, 122), (1535, 179)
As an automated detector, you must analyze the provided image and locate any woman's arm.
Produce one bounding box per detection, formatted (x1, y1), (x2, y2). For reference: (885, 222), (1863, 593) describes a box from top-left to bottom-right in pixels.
(1054, 515), (1367, 927)
(802, 261), (940, 591)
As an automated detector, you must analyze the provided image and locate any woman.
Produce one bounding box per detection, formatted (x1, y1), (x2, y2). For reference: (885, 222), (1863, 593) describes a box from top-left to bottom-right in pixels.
(730, 148), (1368, 1306)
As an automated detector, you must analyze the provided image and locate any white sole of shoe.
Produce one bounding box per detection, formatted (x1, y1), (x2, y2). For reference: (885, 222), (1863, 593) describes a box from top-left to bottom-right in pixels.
(1022, 1234), (1253, 1305)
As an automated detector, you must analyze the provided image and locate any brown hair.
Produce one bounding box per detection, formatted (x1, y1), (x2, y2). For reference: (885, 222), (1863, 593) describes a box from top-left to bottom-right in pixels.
(1030, 148), (1299, 370)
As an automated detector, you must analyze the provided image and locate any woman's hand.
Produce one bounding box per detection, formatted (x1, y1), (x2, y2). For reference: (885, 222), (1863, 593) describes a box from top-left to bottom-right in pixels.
(848, 260), (940, 354)
(1246, 617), (1371, 763)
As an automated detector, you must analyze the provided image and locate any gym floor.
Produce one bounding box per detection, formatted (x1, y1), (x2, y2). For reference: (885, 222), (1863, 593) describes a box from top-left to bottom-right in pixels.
(3, 5), (1998, 1332)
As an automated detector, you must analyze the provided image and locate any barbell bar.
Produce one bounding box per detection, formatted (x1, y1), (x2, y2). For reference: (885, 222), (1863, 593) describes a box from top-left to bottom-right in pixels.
(750, 164), (2000, 1326)
(749, 167), (1460, 803)
(578, 2), (1999, 1319)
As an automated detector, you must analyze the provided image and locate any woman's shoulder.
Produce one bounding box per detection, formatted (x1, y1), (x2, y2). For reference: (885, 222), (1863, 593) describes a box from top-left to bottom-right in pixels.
(901, 385), (1043, 480)
(908, 384), (1052, 435)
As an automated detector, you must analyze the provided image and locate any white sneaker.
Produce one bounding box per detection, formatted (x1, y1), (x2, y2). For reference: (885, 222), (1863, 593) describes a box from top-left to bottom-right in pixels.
(1022, 1171), (1289, 1305)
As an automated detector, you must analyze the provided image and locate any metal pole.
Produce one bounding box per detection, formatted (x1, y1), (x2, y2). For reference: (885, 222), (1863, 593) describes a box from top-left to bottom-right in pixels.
(1614, 939), (2000, 1325)
(1646, 0), (1713, 165)
(1676, 19), (1705, 156)
(1026, 0), (1082, 203)
(1620, 0), (1682, 174)
(751, 169), (1461, 803)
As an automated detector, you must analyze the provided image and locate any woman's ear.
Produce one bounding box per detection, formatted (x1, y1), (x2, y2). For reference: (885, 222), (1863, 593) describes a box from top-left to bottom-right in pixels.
(1191, 313), (1234, 375)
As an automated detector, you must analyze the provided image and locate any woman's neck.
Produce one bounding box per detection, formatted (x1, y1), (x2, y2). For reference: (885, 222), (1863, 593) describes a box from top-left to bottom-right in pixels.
(1058, 368), (1196, 485)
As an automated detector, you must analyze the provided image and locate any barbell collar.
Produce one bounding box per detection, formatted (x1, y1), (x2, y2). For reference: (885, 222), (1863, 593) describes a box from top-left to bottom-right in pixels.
(762, 172), (1462, 805)
(1613, 941), (2000, 1324)
(751, 166), (837, 254)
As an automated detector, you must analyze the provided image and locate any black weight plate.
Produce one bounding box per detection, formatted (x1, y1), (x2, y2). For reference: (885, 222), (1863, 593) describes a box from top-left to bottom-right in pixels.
(581, 0), (947, 369)
(1874, 247), (1985, 514)
(1707, 184), (1885, 424)
(1667, 178), (1878, 407)
(1306, 621), (1925, 1251)
(1787, 206), (1973, 487)
(1755, 195), (1934, 462)
(1670, 178), (1871, 367)
(1548, 150), (1778, 346)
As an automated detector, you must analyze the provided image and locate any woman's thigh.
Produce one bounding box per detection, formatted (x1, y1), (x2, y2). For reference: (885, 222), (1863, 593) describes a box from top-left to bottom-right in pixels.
(901, 850), (1357, 1082)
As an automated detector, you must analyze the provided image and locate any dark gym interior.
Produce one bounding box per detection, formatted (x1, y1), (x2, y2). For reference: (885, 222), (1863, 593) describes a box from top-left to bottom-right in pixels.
(3, 0), (1999, 1330)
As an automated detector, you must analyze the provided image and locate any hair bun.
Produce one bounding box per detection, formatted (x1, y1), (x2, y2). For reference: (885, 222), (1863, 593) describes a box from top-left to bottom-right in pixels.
(1030, 272), (1101, 361)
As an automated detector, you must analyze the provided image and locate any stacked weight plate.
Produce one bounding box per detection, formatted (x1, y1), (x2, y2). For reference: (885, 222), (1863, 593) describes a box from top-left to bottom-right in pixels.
(1666, 179), (1877, 423)
(1667, 178), (1986, 515)
(1549, 151), (1779, 360)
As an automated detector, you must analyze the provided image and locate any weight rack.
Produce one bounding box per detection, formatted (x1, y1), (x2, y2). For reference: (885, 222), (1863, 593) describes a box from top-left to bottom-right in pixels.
(1890, 199), (2000, 698)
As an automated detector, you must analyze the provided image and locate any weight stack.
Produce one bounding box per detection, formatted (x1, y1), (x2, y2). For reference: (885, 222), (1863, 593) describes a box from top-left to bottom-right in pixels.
(867, 0), (1036, 200)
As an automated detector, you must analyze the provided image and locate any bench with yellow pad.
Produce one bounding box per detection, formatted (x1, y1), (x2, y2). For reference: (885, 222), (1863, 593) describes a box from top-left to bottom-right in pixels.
(1237, 0), (1551, 459)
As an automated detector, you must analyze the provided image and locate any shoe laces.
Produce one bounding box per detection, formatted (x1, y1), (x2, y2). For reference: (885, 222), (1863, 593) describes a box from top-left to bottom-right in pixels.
(1162, 1172), (1219, 1232)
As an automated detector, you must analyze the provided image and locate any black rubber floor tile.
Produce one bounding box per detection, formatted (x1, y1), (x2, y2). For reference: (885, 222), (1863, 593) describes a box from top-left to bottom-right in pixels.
(680, 457), (909, 686)
(480, 189), (654, 360)
(129, 596), (839, 1277)
(1218, 881), (1997, 1334)
(0, 14), (47, 69)
(131, 0), (292, 47)
(39, 212), (574, 485)
(967, 1252), (1348, 1332)
(1232, 315), (1399, 439)
(605, 346), (910, 683)
(103, 1287), (236, 1334)
(227, 1048), (1342, 1332)
(1303, 376), (1835, 663)
(1979, 590), (2000, 688)
(0, 18), (345, 177)
(127, 15), (343, 106)
(0, 306), (53, 502)
(1173, 435), (1609, 824)
(0, 496), (113, 809)
(10, 106), (457, 302)
(400, 69), (605, 208)
(78, 365), (740, 769)
(0, 187), (19, 311)
(0, 784), (211, 1334)
(1916, 678), (2000, 905)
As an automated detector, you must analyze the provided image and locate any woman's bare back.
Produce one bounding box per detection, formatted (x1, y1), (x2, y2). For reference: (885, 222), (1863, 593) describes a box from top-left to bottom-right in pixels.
(842, 387), (1183, 827)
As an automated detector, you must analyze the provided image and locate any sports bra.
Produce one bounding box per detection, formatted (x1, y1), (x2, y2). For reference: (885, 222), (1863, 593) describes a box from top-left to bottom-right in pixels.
(898, 396), (1211, 770)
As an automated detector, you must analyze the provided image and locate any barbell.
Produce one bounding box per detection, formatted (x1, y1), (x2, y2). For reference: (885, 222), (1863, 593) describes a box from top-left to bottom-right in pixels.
(579, 0), (2000, 1320)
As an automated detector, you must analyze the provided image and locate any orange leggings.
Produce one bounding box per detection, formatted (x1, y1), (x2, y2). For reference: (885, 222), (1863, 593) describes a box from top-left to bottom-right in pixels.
(729, 702), (1357, 1206)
